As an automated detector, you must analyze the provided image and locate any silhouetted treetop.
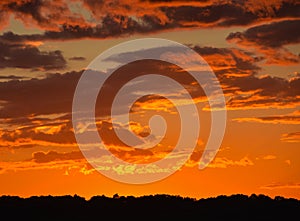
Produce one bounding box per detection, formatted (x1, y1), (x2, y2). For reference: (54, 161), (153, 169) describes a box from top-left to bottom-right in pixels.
(0, 194), (299, 220)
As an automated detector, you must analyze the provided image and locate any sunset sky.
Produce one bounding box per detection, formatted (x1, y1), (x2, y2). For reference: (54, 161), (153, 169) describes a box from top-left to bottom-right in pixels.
(0, 0), (299, 200)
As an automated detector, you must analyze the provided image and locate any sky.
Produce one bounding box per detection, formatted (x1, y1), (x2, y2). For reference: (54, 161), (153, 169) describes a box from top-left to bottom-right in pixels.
(0, 0), (299, 200)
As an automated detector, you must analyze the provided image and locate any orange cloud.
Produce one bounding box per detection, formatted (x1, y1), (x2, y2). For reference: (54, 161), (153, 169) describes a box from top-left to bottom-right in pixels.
(285, 159), (291, 165)
(262, 155), (277, 160)
(186, 155), (254, 168)
(34, 125), (65, 135)
(132, 96), (176, 113)
(0, 149), (97, 176)
(0, 119), (76, 148)
(1, 0), (299, 41)
(260, 182), (300, 189)
(280, 132), (300, 143)
(193, 46), (261, 77)
(0, 0), (89, 31)
(207, 156), (254, 168)
(129, 121), (150, 137)
(0, 158), (87, 175)
(232, 111), (300, 124)
(224, 75), (300, 110)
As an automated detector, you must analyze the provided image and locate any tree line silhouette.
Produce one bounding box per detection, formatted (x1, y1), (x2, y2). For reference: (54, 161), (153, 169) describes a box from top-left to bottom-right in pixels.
(0, 194), (299, 220)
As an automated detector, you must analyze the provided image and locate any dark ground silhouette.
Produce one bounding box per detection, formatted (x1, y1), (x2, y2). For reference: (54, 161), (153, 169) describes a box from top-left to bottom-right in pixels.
(0, 194), (299, 220)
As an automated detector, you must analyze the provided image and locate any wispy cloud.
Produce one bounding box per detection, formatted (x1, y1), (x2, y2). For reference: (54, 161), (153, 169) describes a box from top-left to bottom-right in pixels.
(0, 158), (87, 175)
(207, 156), (254, 168)
(186, 156), (254, 168)
(261, 182), (300, 189)
(224, 75), (300, 110)
(232, 111), (300, 124)
(262, 155), (277, 160)
(281, 132), (300, 143)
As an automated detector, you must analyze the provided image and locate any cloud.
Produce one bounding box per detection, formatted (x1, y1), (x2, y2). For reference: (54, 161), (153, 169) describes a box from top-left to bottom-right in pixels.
(99, 45), (265, 111)
(227, 19), (300, 65)
(281, 132), (300, 143)
(80, 0), (300, 29)
(69, 56), (86, 61)
(96, 120), (142, 147)
(186, 155), (254, 168)
(0, 0), (299, 41)
(0, 71), (81, 119)
(224, 75), (300, 109)
(0, 45), (297, 127)
(193, 46), (261, 77)
(105, 44), (299, 110)
(0, 0), (89, 31)
(0, 149), (182, 176)
(0, 157), (90, 175)
(262, 155), (277, 160)
(0, 123), (75, 148)
(0, 75), (79, 148)
(108, 146), (159, 164)
(227, 19), (300, 48)
(260, 182), (300, 189)
(0, 45), (298, 150)
(0, 120), (77, 148)
(285, 159), (291, 165)
(232, 111), (300, 124)
(0, 66), (178, 149)
(0, 41), (66, 70)
(0, 75), (27, 80)
(94, 120), (177, 164)
(207, 156), (254, 168)
(0, 2), (12, 30)
(131, 95), (177, 113)
(32, 150), (84, 163)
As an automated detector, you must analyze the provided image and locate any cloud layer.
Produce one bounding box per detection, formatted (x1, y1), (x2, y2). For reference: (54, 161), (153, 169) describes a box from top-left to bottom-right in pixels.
(0, 41), (66, 70)
(227, 19), (300, 65)
(0, 0), (299, 41)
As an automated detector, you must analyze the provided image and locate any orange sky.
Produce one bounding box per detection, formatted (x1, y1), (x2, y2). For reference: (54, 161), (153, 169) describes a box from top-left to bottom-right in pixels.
(0, 0), (299, 200)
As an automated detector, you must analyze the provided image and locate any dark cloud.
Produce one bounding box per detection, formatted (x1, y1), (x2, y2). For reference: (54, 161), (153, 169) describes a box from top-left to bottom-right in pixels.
(0, 75), (26, 80)
(0, 121), (76, 147)
(0, 31), (42, 42)
(83, 0), (300, 28)
(0, 17), (149, 41)
(0, 1), (299, 41)
(5, 0), (46, 25)
(233, 111), (300, 124)
(32, 150), (83, 163)
(0, 44), (297, 122)
(224, 75), (300, 109)
(227, 19), (300, 65)
(0, 70), (81, 118)
(0, 45), (298, 149)
(163, 4), (258, 27)
(108, 146), (157, 163)
(69, 56), (86, 61)
(0, 41), (66, 70)
(1, 0), (87, 31)
(227, 20), (300, 48)
(193, 46), (261, 77)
